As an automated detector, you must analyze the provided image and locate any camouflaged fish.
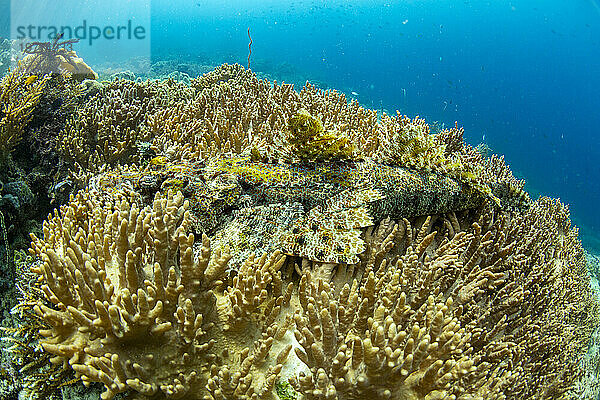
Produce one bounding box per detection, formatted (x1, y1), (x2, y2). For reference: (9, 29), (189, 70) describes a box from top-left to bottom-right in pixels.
(94, 156), (530, 266)
(214, 157), (493, 264)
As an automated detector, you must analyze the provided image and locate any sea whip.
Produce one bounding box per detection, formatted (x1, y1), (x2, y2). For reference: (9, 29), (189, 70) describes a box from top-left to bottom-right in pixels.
(247, 27), (253, 70)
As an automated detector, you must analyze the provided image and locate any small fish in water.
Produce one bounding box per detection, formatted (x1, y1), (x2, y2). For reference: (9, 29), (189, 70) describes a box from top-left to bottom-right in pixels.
(351, 91), (359, 96)
(25, 75), (38, 85)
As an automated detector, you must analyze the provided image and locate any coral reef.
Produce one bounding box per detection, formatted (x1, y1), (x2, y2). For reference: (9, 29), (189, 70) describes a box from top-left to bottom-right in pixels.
(0, 249), (81, 400)
(0, 61), (86, 274)
(0, 63), (49, 161)
(17, 181), (599, 400)
(578, 255), (600, 400)
(58, 77), (194, 172)
(2, 63), (599, 400)
(26, 189), (288, 399)
(0, 37), (94, 342)
(141, 63), (530, 212)
(0, 38), (12, 78)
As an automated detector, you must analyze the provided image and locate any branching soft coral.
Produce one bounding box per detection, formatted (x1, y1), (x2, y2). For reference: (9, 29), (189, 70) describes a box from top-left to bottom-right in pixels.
(286, 109), (355, 162)
(0, 63), (49, 161)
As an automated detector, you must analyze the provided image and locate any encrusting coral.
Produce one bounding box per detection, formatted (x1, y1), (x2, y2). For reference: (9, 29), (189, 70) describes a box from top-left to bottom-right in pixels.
(4, 63), (599, 400)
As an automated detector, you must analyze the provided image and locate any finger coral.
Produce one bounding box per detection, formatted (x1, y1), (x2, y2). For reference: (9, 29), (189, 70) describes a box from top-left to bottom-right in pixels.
(23, 181), (599, 400)
(58, 78), (192, 171)
(27, 188), (297, 400)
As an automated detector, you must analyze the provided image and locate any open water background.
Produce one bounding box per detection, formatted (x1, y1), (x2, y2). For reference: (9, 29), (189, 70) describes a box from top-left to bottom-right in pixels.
(2, 0), (600, 251)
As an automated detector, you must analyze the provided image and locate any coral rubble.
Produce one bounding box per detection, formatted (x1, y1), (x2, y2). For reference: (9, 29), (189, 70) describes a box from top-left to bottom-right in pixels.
(3, 63), (599, 400)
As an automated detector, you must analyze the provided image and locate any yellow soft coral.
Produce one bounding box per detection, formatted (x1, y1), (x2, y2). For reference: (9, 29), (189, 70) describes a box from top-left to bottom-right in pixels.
(287, 109), (355, 162)
(0, 63), (49, 160)
(27, 189), (295, 400)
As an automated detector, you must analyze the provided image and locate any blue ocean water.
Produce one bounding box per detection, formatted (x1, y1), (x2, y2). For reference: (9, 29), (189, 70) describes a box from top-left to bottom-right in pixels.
(154, 0), (600, 252)
(2, 0), (600, 250)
